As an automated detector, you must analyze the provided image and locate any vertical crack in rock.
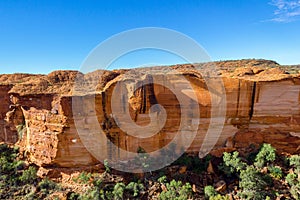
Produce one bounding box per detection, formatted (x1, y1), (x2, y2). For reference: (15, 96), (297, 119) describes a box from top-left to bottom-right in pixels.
(141, 84), (147, 114)
(101, 92), (108, 130)
(236, 79), (241, 117)
(101, 91), (114, 160)
(249, 81), (256, 120)
(139, 75), (159, 115)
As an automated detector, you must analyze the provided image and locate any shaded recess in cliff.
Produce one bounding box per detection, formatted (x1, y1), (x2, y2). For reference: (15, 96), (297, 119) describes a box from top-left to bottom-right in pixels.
(249, 82), (256, 119)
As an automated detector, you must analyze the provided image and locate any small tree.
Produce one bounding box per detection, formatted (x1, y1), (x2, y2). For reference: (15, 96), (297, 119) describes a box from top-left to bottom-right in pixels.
(286, 173), (298, 186)
(79, 187), (101, 200)
(38, 178), (58, 194)
(289, 155), (300, 173)
(159, 179), (193, 200)
(125, 181), (144, 197)
(238, 166), (269, 200)
(254, 144), (276, 169)
(204, 185), (217, 199)
(135, 146), (151, 172)
(268, 166), (283, 179)
(19, 166), (37, 184)
(73, 172), (92, 184)
(221, 151), (246, 175)
(285, 156), (300, 200)
(158, 175), (168, 184)
(210, 195), (230, 200)
(104, 159), (110, 173)
(113, 182), (126, 200)
(290, 184), (300, 200)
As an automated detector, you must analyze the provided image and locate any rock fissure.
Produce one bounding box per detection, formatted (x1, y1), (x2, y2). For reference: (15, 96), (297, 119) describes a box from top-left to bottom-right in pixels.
(249, 81), (256, 120)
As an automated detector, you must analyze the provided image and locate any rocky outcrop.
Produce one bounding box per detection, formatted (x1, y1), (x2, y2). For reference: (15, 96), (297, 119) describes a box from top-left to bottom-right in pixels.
(0, 84), (17, 143)
(0, 59), (299, 167)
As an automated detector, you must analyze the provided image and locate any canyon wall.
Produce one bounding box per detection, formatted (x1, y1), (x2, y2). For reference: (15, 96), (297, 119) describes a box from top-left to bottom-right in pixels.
(0, 60), (299, 167)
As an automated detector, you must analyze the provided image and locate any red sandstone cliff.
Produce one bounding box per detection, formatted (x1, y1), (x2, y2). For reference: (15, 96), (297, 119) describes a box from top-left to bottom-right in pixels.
(0, 59), (299, 167)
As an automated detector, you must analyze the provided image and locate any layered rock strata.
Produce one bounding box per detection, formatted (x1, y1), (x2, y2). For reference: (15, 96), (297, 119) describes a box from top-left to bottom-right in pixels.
(0, 59), (299, 167)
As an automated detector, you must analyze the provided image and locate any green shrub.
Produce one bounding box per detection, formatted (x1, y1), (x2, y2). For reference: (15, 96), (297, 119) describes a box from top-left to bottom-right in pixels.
(134, 147), (156, 172)
(0, 144), (19, 175)
(135, 146), (152, 172)
(210, 194), (230, 200)
(204, 185), (217, 199)
(19, 166), (37, 184)
(173, 153), (193, 167)
(38, 178), (57, 190)
(174, 153), (211, 173)
(286, 173), (298, 186)
(0, 144), (27, 193)
(221, 151), (246, 175)
(125, 181), (144, 197)
(102, 190), (114, 200)
(79, 187), (101, 200)
(246, 149), (259, 164)
(103, 159), (110, 173)
(239, 166), (269, 200)
(289, 155), (300, 173)
(254, 144), (276, 169)
(73, 172), (92, 184)
(38, 178), (58, 194)
(290, 183), (300, 200)
(0, 156), (14, 174)
(268, 166), (283, 179)
(13, 160), (25, 170)
(68, 192), (80, 200)
(93, 177), (103, 188)
(159, 179), (193, 200)
(112, 183), (125, 200)
(286, 171), (300, 199)
(158, 175), (167, 184)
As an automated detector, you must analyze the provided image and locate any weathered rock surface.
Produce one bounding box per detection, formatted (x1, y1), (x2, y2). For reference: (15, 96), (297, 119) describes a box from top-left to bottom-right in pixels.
(0, 59), (299, 167)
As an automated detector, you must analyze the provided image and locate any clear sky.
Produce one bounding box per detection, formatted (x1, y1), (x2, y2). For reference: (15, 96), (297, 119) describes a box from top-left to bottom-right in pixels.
(1, 0), (300, 74)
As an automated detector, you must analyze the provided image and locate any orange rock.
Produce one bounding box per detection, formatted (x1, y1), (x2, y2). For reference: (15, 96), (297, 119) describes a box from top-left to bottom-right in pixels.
(210, 148), (236, 158)
(161, 184), (167, 192)
(192, 184), (197, 193)
(179, 166), (187, 174)
(207, 161), (215, 174)
(37, 167), (49, 178)
(0, 60), (298, 168)
(215, 180), (227, 193)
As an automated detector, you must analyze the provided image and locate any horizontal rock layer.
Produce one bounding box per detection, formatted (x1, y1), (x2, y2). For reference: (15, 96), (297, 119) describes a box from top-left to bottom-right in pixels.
(0, 59), (299, 167)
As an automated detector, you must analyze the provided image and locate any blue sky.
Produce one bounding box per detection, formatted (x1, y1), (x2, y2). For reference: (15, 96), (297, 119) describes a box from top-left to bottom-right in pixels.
(0, 0), (300, 74)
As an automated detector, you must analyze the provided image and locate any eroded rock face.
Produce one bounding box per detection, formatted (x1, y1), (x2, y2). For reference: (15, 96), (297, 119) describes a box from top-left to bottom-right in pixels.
(251, 79), (300, 134)
(0, 84), (18, 143)
(0, 59), (299, 167)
